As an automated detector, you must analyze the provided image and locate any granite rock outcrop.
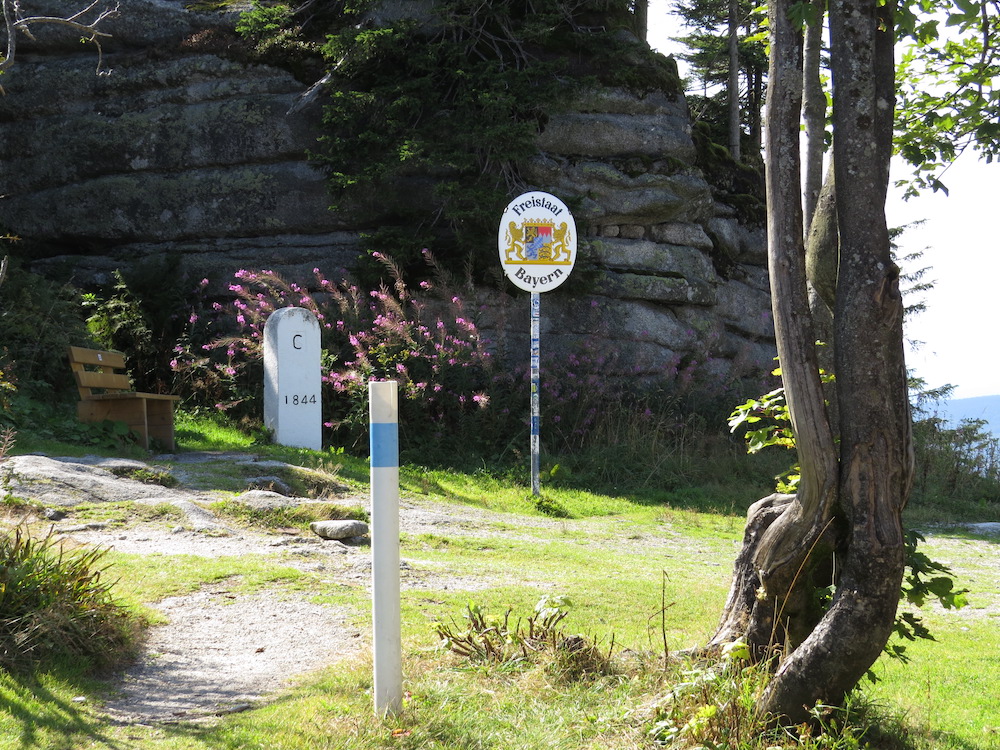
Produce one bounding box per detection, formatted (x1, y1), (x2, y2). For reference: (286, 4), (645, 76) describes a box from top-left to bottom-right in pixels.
(0, 0), (773, 383)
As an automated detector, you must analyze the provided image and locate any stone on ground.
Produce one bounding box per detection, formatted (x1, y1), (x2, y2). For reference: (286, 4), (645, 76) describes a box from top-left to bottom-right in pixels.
(310, 519), (369, 540)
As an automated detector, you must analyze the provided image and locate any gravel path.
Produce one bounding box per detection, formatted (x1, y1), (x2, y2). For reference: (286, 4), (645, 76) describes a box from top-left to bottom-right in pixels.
(63, 501), (530, 725)
(103, 586), (358, 723)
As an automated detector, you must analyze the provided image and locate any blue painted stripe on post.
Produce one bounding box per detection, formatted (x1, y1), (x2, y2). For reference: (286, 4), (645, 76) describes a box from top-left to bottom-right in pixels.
(530, 416), (540, 435)
(370, 422), (399, 468)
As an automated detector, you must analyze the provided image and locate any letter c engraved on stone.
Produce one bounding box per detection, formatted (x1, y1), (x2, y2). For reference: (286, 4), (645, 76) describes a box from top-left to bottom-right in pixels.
(293, 334), (303, 350)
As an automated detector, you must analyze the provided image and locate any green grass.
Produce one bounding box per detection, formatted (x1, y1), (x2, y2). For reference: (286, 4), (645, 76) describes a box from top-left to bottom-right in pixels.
(208, 498), (368, 530)
(904, 490), (1000, 527)
(105, 553), (325, 607)
(872, 617), (1000, 748)
(396, 530), (732, 650)
(0, 665), (124, 750)
(869, 532), (1000, 750)
(2, 410), (999, 749)
(0, 520), (996, 749)
(398, 464), (761, 522)
(65, 500), (186, 527)
(173, 411), (259, 452)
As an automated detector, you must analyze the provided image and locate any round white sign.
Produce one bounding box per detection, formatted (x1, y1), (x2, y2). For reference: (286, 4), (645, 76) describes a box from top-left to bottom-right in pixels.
(498, 191), (577, 292)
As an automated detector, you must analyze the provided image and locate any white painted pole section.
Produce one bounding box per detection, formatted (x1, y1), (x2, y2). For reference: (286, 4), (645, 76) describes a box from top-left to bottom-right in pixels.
(530, 292), (541, 496)
(370, 381), (402, 718)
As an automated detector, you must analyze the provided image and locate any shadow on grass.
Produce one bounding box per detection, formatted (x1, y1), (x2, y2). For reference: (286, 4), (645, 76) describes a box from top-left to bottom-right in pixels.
(153, 687), (515, 750)
(0, 668), (126, 750)
(911, 523), (1000, 544)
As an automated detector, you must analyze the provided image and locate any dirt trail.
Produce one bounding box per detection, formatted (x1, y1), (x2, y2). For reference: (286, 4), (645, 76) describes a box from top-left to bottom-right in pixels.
(66, 501), (537, 724)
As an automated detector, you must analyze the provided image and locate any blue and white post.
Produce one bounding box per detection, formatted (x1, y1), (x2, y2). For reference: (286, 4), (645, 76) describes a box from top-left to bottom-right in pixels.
(369, 380), (402, 718)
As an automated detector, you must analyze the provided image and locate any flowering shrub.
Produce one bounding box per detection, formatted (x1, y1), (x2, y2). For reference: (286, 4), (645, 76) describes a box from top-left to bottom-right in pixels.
(172, 252), (498, 455)
(173, 253), (773, 474)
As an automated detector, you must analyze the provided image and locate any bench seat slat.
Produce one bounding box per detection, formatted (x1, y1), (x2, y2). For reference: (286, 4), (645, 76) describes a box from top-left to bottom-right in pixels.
(74, 370), (132, 391)
(67, 346), (127, 369)
(86, 392), (180, 402)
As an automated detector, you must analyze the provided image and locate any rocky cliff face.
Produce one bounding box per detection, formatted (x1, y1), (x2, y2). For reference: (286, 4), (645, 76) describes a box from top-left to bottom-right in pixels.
(0, 0), (773, 384)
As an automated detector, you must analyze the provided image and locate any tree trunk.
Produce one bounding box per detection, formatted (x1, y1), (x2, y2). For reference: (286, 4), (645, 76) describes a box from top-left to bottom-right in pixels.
(805, 160), (838, 387)
(728, 0), (742, 160)
(707, 493), (791, 650)
(749, 68), (763, 154)
(709, 0), (840, 666)
(802, 0), (826, 234)
(709, 0), (912, 727)
(805, 161), (838, 314)
(636, 0), (648, 41)
(757, 0), (911, 723)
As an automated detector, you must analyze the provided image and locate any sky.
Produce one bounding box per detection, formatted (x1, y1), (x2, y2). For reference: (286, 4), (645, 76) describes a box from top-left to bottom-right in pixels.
(647, 2), (1000, 400)
(886, 155), (1000, 399)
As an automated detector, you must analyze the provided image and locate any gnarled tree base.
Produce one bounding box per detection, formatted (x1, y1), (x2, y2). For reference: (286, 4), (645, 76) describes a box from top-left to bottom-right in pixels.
(704, 487), (905, 725)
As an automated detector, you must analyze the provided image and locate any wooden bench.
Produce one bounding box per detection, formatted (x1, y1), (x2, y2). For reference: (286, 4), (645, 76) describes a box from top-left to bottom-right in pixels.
(68, 346), (180, 451)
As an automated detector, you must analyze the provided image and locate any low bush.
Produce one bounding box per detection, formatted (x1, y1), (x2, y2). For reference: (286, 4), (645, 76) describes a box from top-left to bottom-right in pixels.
(0, 256), (91, 400)
(648, 643), (900, 749)
(82, 255), (196, 395)
(435, 595), (615, 681)
(172, 252), (497, 456)
(106, 465), (179, 488)
(0, 526), (142, 673)
(3, 394), (137, 451)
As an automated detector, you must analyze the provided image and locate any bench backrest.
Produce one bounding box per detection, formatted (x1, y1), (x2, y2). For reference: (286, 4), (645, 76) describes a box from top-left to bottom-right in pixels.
(68, 346), (132, 399)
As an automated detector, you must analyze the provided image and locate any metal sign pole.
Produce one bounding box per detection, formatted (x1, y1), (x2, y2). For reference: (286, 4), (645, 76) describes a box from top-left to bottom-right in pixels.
(530, 292), (541, 496)
(497, 190), (576, 498)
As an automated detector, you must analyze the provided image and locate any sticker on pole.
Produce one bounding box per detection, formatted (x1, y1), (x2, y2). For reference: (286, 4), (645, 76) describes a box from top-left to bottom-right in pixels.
(498, 191), (577, 292)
